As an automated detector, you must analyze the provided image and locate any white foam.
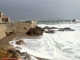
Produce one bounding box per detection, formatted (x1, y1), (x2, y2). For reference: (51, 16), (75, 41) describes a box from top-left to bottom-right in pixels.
(9, 23), (80, 60)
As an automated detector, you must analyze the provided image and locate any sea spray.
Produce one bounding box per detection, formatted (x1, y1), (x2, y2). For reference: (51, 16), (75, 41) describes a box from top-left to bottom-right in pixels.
(9, 23), (80, 60)
(9, 35), (54, 59)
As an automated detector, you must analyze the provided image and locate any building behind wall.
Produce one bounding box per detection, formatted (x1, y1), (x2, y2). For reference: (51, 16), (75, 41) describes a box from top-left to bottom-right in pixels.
(0, 12), (10, 23)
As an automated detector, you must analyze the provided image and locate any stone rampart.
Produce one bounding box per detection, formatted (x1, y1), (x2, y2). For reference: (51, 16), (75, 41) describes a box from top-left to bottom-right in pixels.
(0, 25), (6, 39)
(0, 21), (37, 39)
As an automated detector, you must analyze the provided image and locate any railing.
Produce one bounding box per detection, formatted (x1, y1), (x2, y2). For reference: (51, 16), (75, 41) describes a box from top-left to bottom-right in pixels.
(37, 20), (74, 24)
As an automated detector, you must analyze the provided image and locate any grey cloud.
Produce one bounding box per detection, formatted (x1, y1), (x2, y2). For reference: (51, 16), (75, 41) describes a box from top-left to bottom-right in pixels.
(0, 0), (1, 2)
(0, 0), (80, 20)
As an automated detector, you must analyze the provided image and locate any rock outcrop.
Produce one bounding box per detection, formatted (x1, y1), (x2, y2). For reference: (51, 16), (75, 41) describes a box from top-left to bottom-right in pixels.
(45, 30), (55, 33)
(26, 26), (44, 36)
(43, 26), (58, 29)
(7, 48), (21, 58)
(16, 40), (25, 45)
(0, 48), (20, 58)
(0, 47), (52, 60)
(58, 27), (74, 31)
(20, 52), (49, 60)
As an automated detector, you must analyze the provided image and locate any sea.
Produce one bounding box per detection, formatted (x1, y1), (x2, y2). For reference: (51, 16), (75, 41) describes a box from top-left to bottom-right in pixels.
(9, 21), (80, 60)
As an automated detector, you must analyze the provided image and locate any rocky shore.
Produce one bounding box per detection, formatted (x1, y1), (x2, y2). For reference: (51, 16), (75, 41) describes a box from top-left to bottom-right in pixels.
(0, 26), (45, 59)
(0, 25), (75, 60)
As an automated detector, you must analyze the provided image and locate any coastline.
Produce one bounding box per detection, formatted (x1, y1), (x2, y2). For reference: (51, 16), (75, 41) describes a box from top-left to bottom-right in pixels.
(0, 34), (31, 50)
(0, 35), (17, 50)
(0, 34), (48, 60)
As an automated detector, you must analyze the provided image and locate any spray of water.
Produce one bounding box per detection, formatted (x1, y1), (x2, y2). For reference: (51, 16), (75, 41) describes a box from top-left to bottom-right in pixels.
(9, 23), (80, 60)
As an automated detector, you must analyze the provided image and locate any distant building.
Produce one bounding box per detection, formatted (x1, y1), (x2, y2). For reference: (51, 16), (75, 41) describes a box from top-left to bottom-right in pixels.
(0, 12), (10, 23)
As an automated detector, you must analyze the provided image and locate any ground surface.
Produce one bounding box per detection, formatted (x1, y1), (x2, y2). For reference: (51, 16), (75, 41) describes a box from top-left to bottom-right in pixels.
(0, 34), (40, 49)
(0, 35), (17, 50)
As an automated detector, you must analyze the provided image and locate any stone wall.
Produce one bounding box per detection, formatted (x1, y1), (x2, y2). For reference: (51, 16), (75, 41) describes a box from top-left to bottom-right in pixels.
(31, 21), (37, 28)
(15, 23), (31, 35)
(0, 25), (6, 39)
(0, 18), (2, 22)
(0, 21), (37, 39)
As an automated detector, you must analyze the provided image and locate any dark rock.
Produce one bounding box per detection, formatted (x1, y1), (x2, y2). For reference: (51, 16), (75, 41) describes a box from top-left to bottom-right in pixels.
(36, 26), (44, 32)
(35, 57), (49, 60)
(16, 40), (25, 45)
(58, 27), (74, 31)
(49, 27), (59, 29)
(45, 30), (55, 33)
(43, 26), (59, 29)
(20, 52), (31, 60)
(15, 47), (22, 50)
(7, 48), (21, 58)
(26, 26), (44, 36)
(43, 26), (49, 29)
(6, 30), (16, 36)
(20, 52), (48, 60)
(72, 19), (76, 22)
(0, 47), (13, 58)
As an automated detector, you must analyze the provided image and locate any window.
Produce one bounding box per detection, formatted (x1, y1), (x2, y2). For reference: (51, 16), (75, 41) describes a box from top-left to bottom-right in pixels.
(2, 18), (8, 22)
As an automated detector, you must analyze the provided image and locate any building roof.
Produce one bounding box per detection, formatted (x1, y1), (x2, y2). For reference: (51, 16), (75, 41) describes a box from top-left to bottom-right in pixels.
(2, 16), (9, 18)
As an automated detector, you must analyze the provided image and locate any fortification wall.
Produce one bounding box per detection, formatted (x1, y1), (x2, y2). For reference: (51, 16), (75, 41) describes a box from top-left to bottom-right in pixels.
(0, 25), (6, 39)
(0, 18), (2, 22)
(31, 21), (37, 28)
(0, 21), (37, 39)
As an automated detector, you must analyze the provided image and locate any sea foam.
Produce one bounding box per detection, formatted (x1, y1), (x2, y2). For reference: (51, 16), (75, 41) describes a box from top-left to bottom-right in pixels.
(9, 23), (80, 60)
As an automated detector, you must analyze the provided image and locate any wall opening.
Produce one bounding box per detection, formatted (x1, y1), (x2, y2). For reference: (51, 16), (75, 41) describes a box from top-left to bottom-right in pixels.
(2, 18), (8, 22)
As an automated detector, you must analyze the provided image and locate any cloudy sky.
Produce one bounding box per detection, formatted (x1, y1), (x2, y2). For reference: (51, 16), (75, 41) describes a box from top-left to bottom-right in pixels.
(0, 0), (80, 20)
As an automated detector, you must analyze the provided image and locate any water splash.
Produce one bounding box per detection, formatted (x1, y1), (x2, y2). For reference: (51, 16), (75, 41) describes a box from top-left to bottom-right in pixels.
(9, 23), (80, 60)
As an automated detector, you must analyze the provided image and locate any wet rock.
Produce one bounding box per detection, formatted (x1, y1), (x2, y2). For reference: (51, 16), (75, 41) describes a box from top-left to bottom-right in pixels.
(7, 48), (21, 58)
(34, 56), (49, 60)
(58, 27), (74, 31)
(35, 26), (44, 32)
(26, 26), (44, 36)
(16, 40), (25, 45)
(0, 47), (12, 58)
(43, 26), (59, 29)
(72, 19), (76, 22)
(45, 30), (55, 33)
(20, 52), (31, 60)
(49, 27), (59, 29)
(0, 48), (21, 58)
(15, 47), (22, 50)
(43, 26), (49, 29)
(20, 52), (48, 60)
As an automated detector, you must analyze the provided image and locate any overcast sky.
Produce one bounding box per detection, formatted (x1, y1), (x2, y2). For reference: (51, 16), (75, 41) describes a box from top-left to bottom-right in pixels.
(0, 0), (80, 20)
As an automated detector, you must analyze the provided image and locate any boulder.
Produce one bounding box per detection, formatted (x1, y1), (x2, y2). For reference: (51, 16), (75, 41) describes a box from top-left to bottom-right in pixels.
(7, 48), (21, 58)
(58, 27), (74, 31)
(16, 40), (25, 45)
(0, 47), (12, 58)
(0, 48), (20, 58)
(26, 26), (44, 36)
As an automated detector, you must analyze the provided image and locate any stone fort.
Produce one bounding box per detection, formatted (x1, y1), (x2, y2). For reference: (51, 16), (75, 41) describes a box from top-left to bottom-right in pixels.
(0, 12), (10, 23)
(0, 12), (37, 40)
